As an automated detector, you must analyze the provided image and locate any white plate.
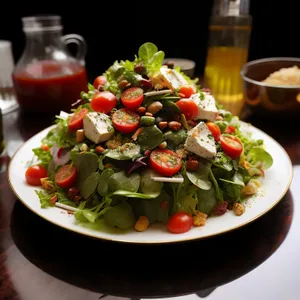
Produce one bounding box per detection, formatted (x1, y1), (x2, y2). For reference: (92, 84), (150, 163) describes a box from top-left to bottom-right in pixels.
(8, 122), (293, 244)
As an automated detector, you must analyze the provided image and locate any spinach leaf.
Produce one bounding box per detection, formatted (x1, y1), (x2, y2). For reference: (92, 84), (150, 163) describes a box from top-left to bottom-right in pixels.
(105, 143), (141, 160)
(109, 171), (140, 193)
(82, 172), (101, 199)
(139, 169), (163, 198)
(104, 202), (136, 229)
(130, 190), (171, 224)
(163, 129), (188, 146)
(97, 168), (114, 196)
(212, 152), (233, 171)
(73, 152), (99, 190)
(186, 164), (212, 190)
(137, 125), (163, 150)
(197, 187), (217, 215)
(209, 169), (224, 201)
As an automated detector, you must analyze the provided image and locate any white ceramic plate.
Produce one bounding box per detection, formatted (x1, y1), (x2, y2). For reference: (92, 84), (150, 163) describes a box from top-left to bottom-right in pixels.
(8, 122), (293, 244)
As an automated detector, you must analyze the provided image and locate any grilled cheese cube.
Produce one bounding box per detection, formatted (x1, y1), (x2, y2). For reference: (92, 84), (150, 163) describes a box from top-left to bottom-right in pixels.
(184, 121), (216, 159)
(190, 93), (218, 121)
(83, 112), (114, 144)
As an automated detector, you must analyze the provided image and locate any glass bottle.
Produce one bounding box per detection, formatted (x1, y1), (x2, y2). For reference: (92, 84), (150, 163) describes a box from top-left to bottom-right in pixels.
(12, 15), (88, 114)
(204, 0), (252, 116)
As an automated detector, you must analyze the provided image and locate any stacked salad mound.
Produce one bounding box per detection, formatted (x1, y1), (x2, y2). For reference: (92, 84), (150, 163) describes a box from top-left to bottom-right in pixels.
(25, 42), (273, 234)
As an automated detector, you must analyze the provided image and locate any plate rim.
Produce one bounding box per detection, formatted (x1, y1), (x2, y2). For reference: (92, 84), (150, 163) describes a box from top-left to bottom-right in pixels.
(7, 121), (294, 244)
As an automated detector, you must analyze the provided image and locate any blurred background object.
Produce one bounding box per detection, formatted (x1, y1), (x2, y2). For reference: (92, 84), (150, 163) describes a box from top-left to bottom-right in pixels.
(241, 57), (300, 119)
(204, 0), (252, 117)
(11, 15), (88, 115)
(0, 40), (19, 114)
(163, 58), (196, 78)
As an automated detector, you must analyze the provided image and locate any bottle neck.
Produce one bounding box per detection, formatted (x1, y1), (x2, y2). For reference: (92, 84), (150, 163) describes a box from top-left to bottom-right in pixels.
(24, 30), (63, 53)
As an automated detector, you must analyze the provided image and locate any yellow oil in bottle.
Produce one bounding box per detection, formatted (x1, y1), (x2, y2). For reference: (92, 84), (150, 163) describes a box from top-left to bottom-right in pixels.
(204, 45), (249, 116)
(204, 0), (252, 117)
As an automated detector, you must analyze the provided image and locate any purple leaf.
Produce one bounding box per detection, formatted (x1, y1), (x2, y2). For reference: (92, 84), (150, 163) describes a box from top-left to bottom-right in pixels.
(127, 156), (148, 175)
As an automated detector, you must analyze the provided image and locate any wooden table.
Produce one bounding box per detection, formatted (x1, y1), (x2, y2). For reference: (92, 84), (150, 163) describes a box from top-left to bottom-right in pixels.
(0, 108), (298, 300)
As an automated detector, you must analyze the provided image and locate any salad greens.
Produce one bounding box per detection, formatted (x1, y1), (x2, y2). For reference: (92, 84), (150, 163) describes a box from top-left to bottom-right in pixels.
(27, 42), (274, 234)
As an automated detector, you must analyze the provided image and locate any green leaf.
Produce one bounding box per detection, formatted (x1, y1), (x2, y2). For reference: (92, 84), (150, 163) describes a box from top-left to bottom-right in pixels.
(97, 168), (114, 196)
(81, 172), (101, 199)
(88, 82), (95, 91)
(104, 143), (141, 160)
(247, 147), (273, 170)
(73, 152), (99, 190)
(149, 50), (165, 72)
(138, 42), (158, 63)
(186, 165), (212, 190)
(137, 125), (163, 150)
(32, 147), (52, 168)
(130, 190), (172, 224)
(82, 210), (99, 223)
(212, 152), (233, 171)
(139, 169), (163, 198)
(104, 202), (136, 229)
(197, 187), (217, 215)
(108, 171), (140, 193)
(163, 129), (188, 146)
(209, 169), (223, 201)
(35, 190), (54, 208)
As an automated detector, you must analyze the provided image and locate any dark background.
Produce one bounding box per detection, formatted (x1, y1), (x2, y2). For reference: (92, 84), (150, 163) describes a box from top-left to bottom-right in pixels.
(0, 0), (299, 81)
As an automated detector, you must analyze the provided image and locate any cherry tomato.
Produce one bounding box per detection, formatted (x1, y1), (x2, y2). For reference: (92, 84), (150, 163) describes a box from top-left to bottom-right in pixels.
(178, 85), (196, 98)
(220, 134), (243, 159)
(93, 75), (107, 89)
(90, 91), (117, 114)
(224, 125), (236, 134)
(68, 108), (89, 131)
(41, 144), (50, 151)
(121, 87), (144, 110)
(25, 165), (48, 186)
(55, 164), (78, 189)
(112, 108), (140, 134)
(150, 149), (182, 177)
(206, 121), (221, 141)
(175, 99), (198, 120)
(167, 212), (193, 234)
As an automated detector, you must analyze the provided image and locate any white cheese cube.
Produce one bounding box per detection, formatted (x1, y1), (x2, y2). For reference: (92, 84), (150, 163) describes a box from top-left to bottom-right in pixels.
(184, 121), (216, 159)
(83, 112), (114, 144)
(190, 93), (218, 121)
(159, 66), (188, 90)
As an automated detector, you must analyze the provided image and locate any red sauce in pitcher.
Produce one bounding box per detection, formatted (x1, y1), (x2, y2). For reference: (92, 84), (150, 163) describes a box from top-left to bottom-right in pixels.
(12, 60), (88, 114)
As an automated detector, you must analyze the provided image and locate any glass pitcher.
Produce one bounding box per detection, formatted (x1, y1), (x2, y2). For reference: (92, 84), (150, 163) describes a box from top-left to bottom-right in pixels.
(12, 15), (88, 114)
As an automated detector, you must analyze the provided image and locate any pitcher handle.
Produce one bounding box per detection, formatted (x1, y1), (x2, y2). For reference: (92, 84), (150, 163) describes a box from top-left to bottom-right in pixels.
(61, 34), (87, 65)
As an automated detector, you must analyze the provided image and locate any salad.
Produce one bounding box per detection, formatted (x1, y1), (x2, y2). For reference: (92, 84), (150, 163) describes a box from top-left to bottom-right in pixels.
(24, 42), (273, 234)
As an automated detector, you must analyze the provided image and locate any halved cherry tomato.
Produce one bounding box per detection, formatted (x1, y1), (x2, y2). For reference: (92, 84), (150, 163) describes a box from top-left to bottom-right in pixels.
(121, 87), (144, 110)
(206, 121), (221, 141)
(220, 134), (243, 159)
(178, 85), (196, 98)
(25, 165), (48, 186)
(112, 108), (140, 134)
(167, 212), (193, 234)
(55, 164), (77, 189)
(150, 148), (182, 177)
(68, 108), (89, 131)
(224, 125), (236, 134)
(175, 99), (198, 120)
(90, 91), (117, 114)
(93, 75), (107, 89)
